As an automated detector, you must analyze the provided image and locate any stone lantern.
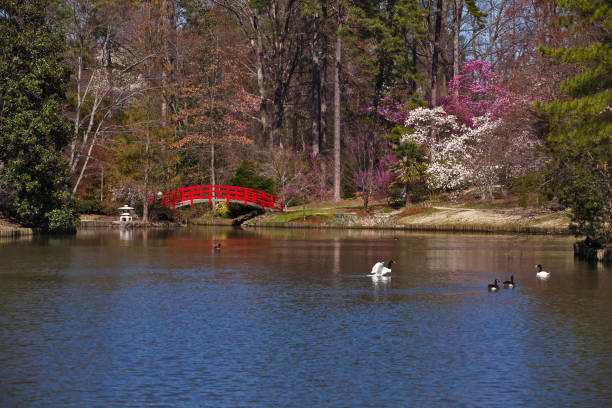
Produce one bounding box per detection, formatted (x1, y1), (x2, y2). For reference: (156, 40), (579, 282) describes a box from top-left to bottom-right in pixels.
(118, 205), (134, 222)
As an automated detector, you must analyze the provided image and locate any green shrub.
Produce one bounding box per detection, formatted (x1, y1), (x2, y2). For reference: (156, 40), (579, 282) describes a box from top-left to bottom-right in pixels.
(387, 185), (406, 208)
(230, 160), (275, 193)
(133, 202), (174, 221)
(341, 167), (356, 199)
(508, 172), (544, 207)
(75, 199), (103, 214)
(212, 202), (230, 218)
(46, 209), (78, 234)
(408, 180), (428, 203)
(228, 160), (274, 217)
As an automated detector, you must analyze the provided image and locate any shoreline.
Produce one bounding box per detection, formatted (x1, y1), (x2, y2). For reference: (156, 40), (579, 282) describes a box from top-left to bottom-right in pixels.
(241, 222), (569, 235)
(0, 227), (34, 239)
(2, 204), (572, 236)
(72, 205), (572, 235)
(242, 204), (572, 236)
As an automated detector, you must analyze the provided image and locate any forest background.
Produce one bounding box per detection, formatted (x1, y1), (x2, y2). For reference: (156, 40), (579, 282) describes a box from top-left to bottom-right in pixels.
(0, 0), (610, 244)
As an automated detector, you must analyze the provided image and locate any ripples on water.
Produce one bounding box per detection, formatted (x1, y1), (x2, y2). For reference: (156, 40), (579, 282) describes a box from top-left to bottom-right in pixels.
(1, 228), (611, 407)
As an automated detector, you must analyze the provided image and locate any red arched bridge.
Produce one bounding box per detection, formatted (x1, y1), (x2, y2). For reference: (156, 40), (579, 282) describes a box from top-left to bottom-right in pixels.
(148, 185), (284, 211)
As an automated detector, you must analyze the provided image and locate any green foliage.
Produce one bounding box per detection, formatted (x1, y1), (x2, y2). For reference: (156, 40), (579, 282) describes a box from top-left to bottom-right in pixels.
(348, 0), (426, 103)
(248, 0), (270, 12)
(151, 203), (174, 221)
(341, 165), (357, 199)
(228, 160), (275, 217)
(464, 0), (487, 29)
(536, 0), (611, 243)
(106, 97), (177, 217)
(180, 0), (215, 33)
(387, 184), (405, 208)
(74, 199), (118, 216)
(212, 202), (230, 218)
(133, 202), (174, 221)
(229, 160), (275, 194)
(386, 129), (429, 204)
(75, 199), (103, 214)
(508, 172), (545, 208)
(545, 156), (609, 241)
(73, 199), (120, 216)
(0, 0), (74, 228)
(46, 209), (78, 234)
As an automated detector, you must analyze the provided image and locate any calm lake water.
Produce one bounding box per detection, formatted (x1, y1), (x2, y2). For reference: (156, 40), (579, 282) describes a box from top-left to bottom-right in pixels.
(1, 227), (611, 407)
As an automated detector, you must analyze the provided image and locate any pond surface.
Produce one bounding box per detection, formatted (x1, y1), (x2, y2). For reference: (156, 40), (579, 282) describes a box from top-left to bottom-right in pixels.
(1, 227), (611, 407)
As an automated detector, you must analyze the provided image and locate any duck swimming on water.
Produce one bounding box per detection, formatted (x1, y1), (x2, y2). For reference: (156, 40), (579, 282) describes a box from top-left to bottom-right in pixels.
(488, 279), (500, 291)
(503, 275), (516, 288)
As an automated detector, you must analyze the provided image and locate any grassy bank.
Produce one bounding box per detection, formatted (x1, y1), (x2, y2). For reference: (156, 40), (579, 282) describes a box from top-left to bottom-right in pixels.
(243, 198), (571, 235)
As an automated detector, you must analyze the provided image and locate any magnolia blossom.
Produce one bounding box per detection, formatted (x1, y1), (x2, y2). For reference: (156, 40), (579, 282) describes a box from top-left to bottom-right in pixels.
(463, 115), (504, 193)
(423, 130), (475, 190)
(402, 107), (468, 189)
(403, 107), (463, 143)
(403, 108), (508, 191)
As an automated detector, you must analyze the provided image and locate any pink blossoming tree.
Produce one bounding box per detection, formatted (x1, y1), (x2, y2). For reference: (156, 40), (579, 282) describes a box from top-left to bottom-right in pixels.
(401, 61), (544, 198)
(442, 59), (513, 126)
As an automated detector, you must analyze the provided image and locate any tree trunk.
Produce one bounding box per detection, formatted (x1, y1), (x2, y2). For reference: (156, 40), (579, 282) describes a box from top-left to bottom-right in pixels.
(333, 3), (342, 202)
(142, 122), (150, 224)
(71, 38), (83, 170)
(252, 12), (271, 145)
(271, 101), (284, 148)
(71, 109), (110, 196)
(411, 41), (418, 94)
(210, 141), (216, 186)
(320, 3), (328, 151)
(211, 140), (216, 206)
(431, 0), (443, 106)
(311, 13), (321, 155)
(453, 0), (463, 81)
(471, 13), (478, 59)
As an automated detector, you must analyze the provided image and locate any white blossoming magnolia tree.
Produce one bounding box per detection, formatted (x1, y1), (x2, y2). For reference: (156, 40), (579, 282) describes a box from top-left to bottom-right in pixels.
(402, 107), (508, 196)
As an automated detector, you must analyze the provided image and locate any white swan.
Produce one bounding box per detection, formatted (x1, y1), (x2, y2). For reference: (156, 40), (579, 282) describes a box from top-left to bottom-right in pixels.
(370, 260), (395, 276)
(536, 264), (550, 278)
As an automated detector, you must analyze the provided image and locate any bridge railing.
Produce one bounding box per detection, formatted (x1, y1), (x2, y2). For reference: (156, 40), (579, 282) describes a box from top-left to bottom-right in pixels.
(148, 185), (284, 211)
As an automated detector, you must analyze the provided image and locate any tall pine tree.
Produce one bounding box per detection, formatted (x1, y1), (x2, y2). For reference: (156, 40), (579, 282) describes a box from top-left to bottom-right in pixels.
(537, 0), (611, 244)
(0, 0), (76, 230)
(349, 0), (426, 106)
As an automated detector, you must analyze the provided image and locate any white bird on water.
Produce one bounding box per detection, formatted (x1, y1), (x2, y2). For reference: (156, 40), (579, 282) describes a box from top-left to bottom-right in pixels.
(536, 264), (550, 279)
(370, 260), (396, 276)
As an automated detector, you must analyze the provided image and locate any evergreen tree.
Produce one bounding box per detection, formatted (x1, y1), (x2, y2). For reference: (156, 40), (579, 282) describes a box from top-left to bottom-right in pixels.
(0, 0), (76, 230)
(349, 0), (426, 105)
(537, 0), (611, 244)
